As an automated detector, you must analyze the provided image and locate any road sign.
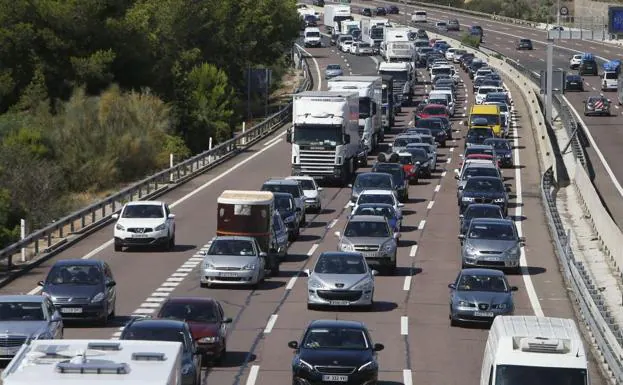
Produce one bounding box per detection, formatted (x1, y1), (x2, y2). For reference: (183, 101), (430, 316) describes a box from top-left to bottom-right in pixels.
(560, 6), (569, 16)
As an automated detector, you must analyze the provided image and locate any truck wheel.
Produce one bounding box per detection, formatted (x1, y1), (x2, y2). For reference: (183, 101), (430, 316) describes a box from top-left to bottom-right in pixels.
(114, 244), (122, 252)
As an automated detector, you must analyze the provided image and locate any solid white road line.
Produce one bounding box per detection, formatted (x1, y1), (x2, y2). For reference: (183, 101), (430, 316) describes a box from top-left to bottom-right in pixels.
(403, 369), (413, 385)
(400, 316), (409, 335)
(245, 365), (261, 385)
(403, 276), (411, 291)
(409, 245), (418, 257)
(295, 44), (323, 91)
(264, 314), (278, 334)
(328, 219), (338, 229)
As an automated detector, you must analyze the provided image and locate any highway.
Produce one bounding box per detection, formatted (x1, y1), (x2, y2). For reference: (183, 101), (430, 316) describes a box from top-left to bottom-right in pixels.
(365, 0), (623, 228)
(0, 15), (606, 385)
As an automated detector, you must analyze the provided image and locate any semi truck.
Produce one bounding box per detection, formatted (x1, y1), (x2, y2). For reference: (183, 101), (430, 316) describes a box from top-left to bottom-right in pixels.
(286, 91), (363, 186)
(381, 74), (396, 130)
(378, 62), (415, 106)
(361, 18), (388, 50)
(324, 4), (353, 34)
(327, 76), (384, 152)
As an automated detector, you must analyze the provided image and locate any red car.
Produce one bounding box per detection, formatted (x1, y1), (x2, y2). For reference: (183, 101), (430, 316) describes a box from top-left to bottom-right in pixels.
(398, 153), (420, 184)
(415, 104), (449, 120)
(156, 297), (232, 364)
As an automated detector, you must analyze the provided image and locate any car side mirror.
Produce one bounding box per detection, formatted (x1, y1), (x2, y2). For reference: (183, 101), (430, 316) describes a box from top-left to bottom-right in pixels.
(519, 237), (526, 243)
(111, 213), (119, 220)
(318, 187), (324, 191)
(459, 214), (464, 219)
(415, 161), (420, 165)
(373, 343), (385, 351)
(371, 269), (378, 276)
(511, 286), (519, 291)
(348, 201), (355, 207)
(458, 186), (464, 190)
(458, 234), (465, 240)
(106, 280), (116, 287)
(347, 184), (353, 188)
(454, 174), (459, 180)
(393, 232), (401, 239)
(387, 143), (393, 147)
(223, 317), (233, 323)
(448, 283), (456, 289)
(608, 99), (612, 103)
(286, 128), (292, 143)
(334, 231), (341, 238)
(37, 280), (44, 286)
(398, 203), (404, 207)
(288, 341), (299, 349)
(259, 252), (267, 258)
(303, 269), (311, 277)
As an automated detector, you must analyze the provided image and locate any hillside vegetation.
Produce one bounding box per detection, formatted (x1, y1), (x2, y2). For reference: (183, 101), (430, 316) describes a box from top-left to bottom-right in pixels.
(0, 0), (301, 249)
(429, 0), (558, 23)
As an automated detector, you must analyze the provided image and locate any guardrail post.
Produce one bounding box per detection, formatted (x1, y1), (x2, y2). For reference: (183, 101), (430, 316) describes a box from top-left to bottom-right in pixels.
(20, 219), (26, 263)
(208, 137), (213, 163)
(242, 122), (246, 146)
(169, 153), (174, 182)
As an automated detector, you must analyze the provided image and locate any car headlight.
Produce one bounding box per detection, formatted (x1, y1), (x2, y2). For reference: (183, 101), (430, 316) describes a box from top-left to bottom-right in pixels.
(198, 336), (220, 343)
(308, 279), (324, 289)
(340, 242), (354, 252)
(284, 215), (296, 223)
(458, 300), (474, 307)
(204, 262), (216, 269)
(242, 263), (256, 270)
(382, 241), (395, 252)
(181, 364), (194, 376)
(493, 198), (505, 203)
(155, 223), (166, 231)
(358, 361), (378, 371)
(115, 223), (125, 231)
(91, 292), (105, 303)
(508, 245), (520, 255)
(505, 153), (512, 158)
(462, 197), (474, 202)
(296, 359), (314, 371)
(465, 245), (476, 254)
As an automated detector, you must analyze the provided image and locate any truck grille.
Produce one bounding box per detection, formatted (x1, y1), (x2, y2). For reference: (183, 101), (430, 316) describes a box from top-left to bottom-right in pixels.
(0, 335), (27, 348)
(316, 290), (362, 301)
(299, 149), (336, 174)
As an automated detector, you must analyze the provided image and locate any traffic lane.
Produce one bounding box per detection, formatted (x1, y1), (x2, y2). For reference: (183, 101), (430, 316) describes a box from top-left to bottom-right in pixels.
(336, 49), (379, 77)
(298, 35), (336, 91)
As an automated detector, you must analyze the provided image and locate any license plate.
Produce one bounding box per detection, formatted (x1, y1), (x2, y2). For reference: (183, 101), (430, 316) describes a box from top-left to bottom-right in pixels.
(219, 272), (239, 277)
(474, 311), (494, 317)
(322, 375), (348, 382)
(362, 252), (377, 258)
(329, 300), (350, 306)
(484, 257), (500, 261)
(132, 234), (149, 238)
(61, 307), (83, 314)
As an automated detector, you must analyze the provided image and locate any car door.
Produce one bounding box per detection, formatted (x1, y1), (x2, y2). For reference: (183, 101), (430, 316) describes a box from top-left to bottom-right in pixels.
(273, 214), (288, 249)
(164, 204), (174, 234)
(216, 303), (228, 340)
(103, 263), (117, 309)
(45, 298), (63, 338)
(184, 324), (201, 369)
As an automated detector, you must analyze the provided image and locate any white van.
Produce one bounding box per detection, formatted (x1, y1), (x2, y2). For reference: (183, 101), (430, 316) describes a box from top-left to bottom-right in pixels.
(601, 71), (618, 91)
(411, 11), (427, 23)
(480, 316), (589, 385)
(429, 89), (455, 116)
(304, 27), (322, 48)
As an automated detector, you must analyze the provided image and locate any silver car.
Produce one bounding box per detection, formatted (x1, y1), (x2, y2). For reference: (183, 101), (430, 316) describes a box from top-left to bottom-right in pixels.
(448, 268), (517, 326)
(304, 251), (377, 310)
(0, 295), (64, 360)
(459, 218), (524, 273)
(335, 215), (399, 275)
(200, 236), (267, 288)
(325, 64), (343, 79)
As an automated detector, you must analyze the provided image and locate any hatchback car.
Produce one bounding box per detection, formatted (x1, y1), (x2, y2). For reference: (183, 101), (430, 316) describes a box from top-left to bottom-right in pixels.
(459, 175), (507, 214)
(38, 259), (116, 323)
(459, 204), (504, 235)
(516, 39), (533, 50)
(289, 320), (384, 385)
(483, 138), (513, 167)
(405, 147), (431, 177)
(405, 143), (437, 171)
(273, 192), (300, 240)
(351, 203), (402, 232)
(156, 297), (232, 364)
(335, 214), (399, 274)
(325, 64), (344, 79)
(465, 127), (494, 147)
(112, 200), (176, 252)
(371, 162), (408, 202)
(261, 178), (306, 225)
(583, 95), (611, 116)
(387, 5), (399, 14)
(448, 268), (517, 326)
(459, 218), (524, 272)
(389, 135), (422, 153)
(287, 176), (323, 213)
(456, 164), (502, 202)
(375, 7), (387, 16)
(349, 172), (395, 203)
(0, 295), (64, 360)
(305, 252), (377, 310)
(120, 318), (202, 385)
(397, 152), (421, 183)
(565, 74), (584, 91)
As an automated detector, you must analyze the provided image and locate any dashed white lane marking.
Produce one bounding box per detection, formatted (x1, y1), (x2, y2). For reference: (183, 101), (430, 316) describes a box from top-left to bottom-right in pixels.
(441, 171), (447, 177)
(409, 245), (418, 257)
(403, 276), (412, 291)
(344, 202), (351, 209)
(144, 297), (166, 303)
(307, 243), (319, 256)
(427, 201), (435, 210)
(418, 220), (426, 230)
(449, 147), (454, 152)
(286, 276), (298, 290)
(264, 314), (278, 334)
(245, 365), (260, 385)
(328, 219), (338, 228)
(434, 184), (441, 193)
(403, 370), (414, 385)
(446, 158), (451, 163)
(400, 316), (409, 335)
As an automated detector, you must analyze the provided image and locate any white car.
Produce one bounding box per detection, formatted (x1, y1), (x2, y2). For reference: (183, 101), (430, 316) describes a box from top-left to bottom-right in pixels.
(569, 54), (582, 69)
(200, 236), (266, 288)
(352, 42), (374, 55)
(601, 71), (618, 91)
(341, 40), (354, 53)
(348, 189), (404, 218)
(475, 85), (501, 104)
(286, 176), (323, 213)
(112, 201), (176, 252)
(445, 48), (458, 61)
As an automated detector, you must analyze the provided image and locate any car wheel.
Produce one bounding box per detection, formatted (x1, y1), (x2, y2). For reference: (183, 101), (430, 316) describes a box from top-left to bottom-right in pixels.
(450, 317), (459, 327)
(168, 234), (175, 251)
(215, 343), (227, 365)
(114, 244), (122, 252)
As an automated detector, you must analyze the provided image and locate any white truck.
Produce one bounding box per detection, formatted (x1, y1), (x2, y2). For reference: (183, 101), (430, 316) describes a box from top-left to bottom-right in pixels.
(287, 91), (363, 186)
(304, 27), (322, 48)
(324, 4), (353, 34)
(378, 62), (415, 107)
(341, 20), (360, 35)
(327, 76), (384, 153)
(381, 27), (413, 63)
(1, 340), (183, 385)
(361, 18), (388, 50)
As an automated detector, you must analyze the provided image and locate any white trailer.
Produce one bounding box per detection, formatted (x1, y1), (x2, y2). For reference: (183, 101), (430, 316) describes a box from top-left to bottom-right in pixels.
(361, 18), (387, 49)
(323, 4), (352, 34)
(327, 76), (384, 152)
(287, 91), (362, 186)
(1, 340), (183, 385)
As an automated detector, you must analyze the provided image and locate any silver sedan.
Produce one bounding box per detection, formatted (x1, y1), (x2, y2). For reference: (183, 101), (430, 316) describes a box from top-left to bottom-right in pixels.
(304, 251), (377, 310)
(448, 268), (517, 326)
(200, 236), (266, 288)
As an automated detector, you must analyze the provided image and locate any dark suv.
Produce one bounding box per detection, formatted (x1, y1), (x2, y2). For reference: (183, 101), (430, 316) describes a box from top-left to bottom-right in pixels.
(372, 162), (408, 202)
(516, 39), (533, 50)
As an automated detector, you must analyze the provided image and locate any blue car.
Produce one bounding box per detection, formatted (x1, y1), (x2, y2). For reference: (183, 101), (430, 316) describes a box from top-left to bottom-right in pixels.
(350, 203), (402, 232)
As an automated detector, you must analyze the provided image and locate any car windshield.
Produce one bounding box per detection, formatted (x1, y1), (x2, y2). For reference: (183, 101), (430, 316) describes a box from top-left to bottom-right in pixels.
(354, 205), (396, 219)
(262, 184), (300, 197)
(327, 65), (341, 70)
(122, 204), (163, 218)
(588, 97), (607, 104)
(465, 178), (504, 193)
(485, 140), (510, 150)
(344, 220), (390, 237)
(430, 98), (448, 106)
(374, 167), (403, 185)
(47, 264), (102, 285)
(468, 223), (515, 240)
(470, 114), (499, 126)
(494, 365), (587, 385)
(409, 128), (432, 135)
(465, 206), (503, 220)
(0, 302), (45, 321)
(295, 179), (315, 190)
(478, 88), (496, 95)
(314, 254), (367, 274)
(208, 239), (257, 256)
(467, 128), (493, 138)
(398, 155), (413, 165)
(123, 327), (186, 347)
(457, 274), (508, 292)
(463, 167), (498, 179)
(465, 148), (494, 157)
(354, 174), (392, 189)
(419, 136), (434, 145)
(358, 194), (394, 206)
(302, 327), (369, 350)
(423, 106), (446, 115)
(158, 302), (218, 322)
(394, 137), (421, 147)
(275, 196), (293, 211)
(408, 149), (428, 162)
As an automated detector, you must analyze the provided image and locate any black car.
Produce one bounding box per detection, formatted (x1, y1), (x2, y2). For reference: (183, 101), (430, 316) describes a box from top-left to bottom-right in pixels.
(273, 192), (300, 241)
(121, 318), (202, 385)
(375, 7), (386, 16)
(579, 57), (598, 76)
(468, 61), (487, 79)
(38, 259), (117, 324)
(350, 172), (395, 203)
(387, 5), (399, 14)
(516, 39), (533, 50)
(465, 126), (495, 147)
(361, 7), (372, 16)
(313, 0), (324, 6)
(406, 148), (432, 177)
(433, 116), (453, 139)
(583, 95), (611, 116)
(371, 162), (408, 202)
(565, 74), (585, 91)
(484, 138), (513, 167)
(459, 176), (508, 215)
(459, 204), (504, 235)
(415, 118), (448, 146)
(289, 320), (384, 385)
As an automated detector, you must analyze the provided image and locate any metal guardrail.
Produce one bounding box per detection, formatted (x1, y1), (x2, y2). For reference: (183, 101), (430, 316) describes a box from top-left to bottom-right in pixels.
(0, 46), (314, 270)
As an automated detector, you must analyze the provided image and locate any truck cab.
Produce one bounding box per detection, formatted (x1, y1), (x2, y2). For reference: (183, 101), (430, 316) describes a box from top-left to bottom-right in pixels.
(378, 62), (414, 106)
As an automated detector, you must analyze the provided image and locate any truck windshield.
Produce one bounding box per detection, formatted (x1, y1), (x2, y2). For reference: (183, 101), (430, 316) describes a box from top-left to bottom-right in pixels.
(359, 97), (371, 119)
(495, 365), (587, 385)
(293, 124), (344, 146)
(306, 32), (321, 38)
(379, 70), (407, 81)
(470, 114), (499, 125)
(371, 26), (383, 39)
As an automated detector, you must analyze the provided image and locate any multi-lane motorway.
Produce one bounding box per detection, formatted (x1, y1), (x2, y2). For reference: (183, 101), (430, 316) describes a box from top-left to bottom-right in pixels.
(365, 0), (623, 228)
(0, 11), (607, 385)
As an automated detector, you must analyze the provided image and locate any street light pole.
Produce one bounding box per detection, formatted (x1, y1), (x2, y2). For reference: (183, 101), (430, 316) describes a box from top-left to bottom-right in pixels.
(546, 40), (554, 124)
(556, 0), (560, 26)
